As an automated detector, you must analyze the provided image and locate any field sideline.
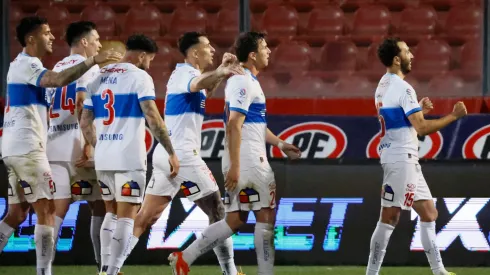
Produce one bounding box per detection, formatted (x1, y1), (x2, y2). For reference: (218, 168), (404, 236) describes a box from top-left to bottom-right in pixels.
(0, 266), (488, 275)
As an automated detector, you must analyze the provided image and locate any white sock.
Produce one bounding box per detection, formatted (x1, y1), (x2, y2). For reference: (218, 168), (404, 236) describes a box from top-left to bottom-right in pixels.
(182, 219), (234, 265)
(121, 235), (139, 265)
(35, 224), (55, 275)
(0, 221), (15, 253)
(51, 216), (64, 262)
(420, 221), (447, 275)
(107, 218), (135, 275)
(100, 213), (117, 270)
(213, 237), (237, 275)
(91, 216), (104, 270)
(254, 222), (275, 275)
(366, 222), (395, 275)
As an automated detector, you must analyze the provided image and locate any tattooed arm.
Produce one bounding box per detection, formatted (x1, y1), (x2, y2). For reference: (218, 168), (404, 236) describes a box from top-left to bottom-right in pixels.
(39, 50), (121, 88)
(140, 99), (179, 177)
(80, 108), (97, 147)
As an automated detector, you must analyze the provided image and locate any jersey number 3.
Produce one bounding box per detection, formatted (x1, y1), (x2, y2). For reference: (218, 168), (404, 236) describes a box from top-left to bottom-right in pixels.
(102, 89), (115, 125)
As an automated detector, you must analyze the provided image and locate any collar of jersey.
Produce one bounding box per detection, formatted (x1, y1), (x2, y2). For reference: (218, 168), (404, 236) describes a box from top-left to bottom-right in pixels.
(244, 68), (258, 81)
(176, 63), (193, 68)
(20, 52), (31, 57)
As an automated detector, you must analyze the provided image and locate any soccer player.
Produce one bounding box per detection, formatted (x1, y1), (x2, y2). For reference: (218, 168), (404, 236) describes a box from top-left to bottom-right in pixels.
(80, 34), (178, 275)
(168, 32), (301, 275)
(127, 32), (244, 275)
(0, 16), (120, 274)
(366, 37), (467, 275)
(46, 21), (106, 272)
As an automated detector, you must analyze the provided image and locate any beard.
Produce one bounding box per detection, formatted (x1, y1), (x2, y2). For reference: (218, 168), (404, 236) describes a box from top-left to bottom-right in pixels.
(400, 59), (411, 75)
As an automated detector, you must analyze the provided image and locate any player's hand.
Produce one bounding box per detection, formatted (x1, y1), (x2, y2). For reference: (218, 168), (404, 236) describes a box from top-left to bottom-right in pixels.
(216, 63), (245, 78)
(93, 48), (122, 65)
(281, 142), (302, 160)
(419, 97), (433, 115)
(168, 154), (180, 178)
(452, 101), (467, 119)
(75, 143), (94, 168)
(224, 165), (239, 192)
(221, 53), (238, 66)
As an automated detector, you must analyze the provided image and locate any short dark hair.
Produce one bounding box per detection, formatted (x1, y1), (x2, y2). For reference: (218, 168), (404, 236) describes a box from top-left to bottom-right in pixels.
(126, 34), (158, 53)
(234, 32), (267, 62)
(65, 21), (97, 47)
(16, 16), (48, 47)
(178, 32), (204, 56)
(377, 37), (402, 67)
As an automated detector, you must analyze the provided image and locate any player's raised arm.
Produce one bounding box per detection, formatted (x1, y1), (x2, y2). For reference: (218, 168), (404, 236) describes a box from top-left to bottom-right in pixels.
(38, 50), (121, 88)
(189, 53), (244, 94)
(266, 128), (301, 159)
(408, 102), (467, 136)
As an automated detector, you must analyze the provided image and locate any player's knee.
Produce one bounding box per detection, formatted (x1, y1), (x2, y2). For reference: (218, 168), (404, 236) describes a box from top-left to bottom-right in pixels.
(420, 208), (438, 222)
(225, 213), (246, 231)
(208, 202), (225, 224)
(380, 207), (401, 226)
(6, 208), (28, 226)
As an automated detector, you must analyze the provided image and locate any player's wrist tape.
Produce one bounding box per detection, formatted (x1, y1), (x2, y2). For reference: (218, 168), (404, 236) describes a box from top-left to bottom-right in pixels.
(278, 141), (285, 150)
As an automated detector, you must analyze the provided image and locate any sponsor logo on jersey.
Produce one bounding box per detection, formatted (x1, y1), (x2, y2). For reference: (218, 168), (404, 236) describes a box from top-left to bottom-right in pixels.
(200, 119), (225, 158)
(462, 125), (490, 159)
(71, 181), (92, 196)
(121, 180), (140, 197)
(366, 131), (443, 159)
(270, 122), (347, 159)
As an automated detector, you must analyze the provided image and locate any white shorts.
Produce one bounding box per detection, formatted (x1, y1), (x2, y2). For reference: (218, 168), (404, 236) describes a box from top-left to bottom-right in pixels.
(50, 161), (101, 202)
(96, 170), (146, 204)
(146, 147), (219, 201)
(381, 162), (432, 210)
(4, 151), (55, 204)
(223, 163), (276, 213)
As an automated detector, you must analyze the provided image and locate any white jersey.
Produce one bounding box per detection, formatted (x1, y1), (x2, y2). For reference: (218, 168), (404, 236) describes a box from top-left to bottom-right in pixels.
(375, 73), (421, 164)
(222, 69), (267, 172)
(47, 54), (99, 162)
(83, 63), (155, 171)
(163, 63), (206, 158)
(2, 53), (49, 157)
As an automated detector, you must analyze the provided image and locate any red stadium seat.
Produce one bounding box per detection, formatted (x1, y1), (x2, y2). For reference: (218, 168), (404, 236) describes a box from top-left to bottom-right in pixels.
(250, 0), (283, 13)
(296, 6), (344, 47)
(309, 41), (358, 82)
(123, 5), (162, 39)
(152, 41), (180, 73)
(334, 0), (375, 12)
(397, 6), (438, 45)
(257, 74), (279, 95)
(376, 0), (419, 11)
(351, 5), (391, 46)
(209, 8), (239, 47)
(428, 74), (478, 97)
(454, 39), (482, 82)
(358, 42), (385, 82)
(167, 7), (207, 37)
(35, 6), (70, 39)
(9, 5), (24, 38)
(411, 39), (451, 81)
(10, 42), (23, 61)
(261, 5), (298, 46)
(270, 42), (311, 73)
(285, 76), (328, 97)
(443, 5), (482, 45)
(335, 75), (375, 97)
(81, 4), (117, 38)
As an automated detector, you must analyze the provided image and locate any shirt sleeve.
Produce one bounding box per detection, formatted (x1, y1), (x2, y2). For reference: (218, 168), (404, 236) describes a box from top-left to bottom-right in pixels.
(83, 79), (94, 110)
(181, 69), (199, 93)
(137, 73), (156, 102)
(76, 66), (98, 93)
(226, 76), (253, 115)
(399, 87), (421, 116)
(25, 57), (48, 87)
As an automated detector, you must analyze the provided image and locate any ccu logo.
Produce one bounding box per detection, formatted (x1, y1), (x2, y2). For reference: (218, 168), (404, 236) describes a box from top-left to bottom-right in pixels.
(462, 125), (490, 159)
(201, 119), (225, 158)
(366, 131), (443, 159)
(270, 122), (347, 159)
(145, 126), (154, 154)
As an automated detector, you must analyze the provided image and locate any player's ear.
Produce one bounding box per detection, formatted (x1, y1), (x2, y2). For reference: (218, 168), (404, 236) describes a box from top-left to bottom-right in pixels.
(393, 56), (400, 67)
(138, 51), (146, 62)
(249, 51), (256, 62)
(80, 37), (88, 47)
(26, 35), (35, 45)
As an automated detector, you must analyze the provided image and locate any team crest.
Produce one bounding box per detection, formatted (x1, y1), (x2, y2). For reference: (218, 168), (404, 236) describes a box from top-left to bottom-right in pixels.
(71, 181), (93, 196)
(99, 180), (111, 195)
(239, 188), (260, 203)
(382, 184), (394, 202)
(223, 192), (231, 204)
(121, 181), (140, 197)
(181, 181), (200, 197)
